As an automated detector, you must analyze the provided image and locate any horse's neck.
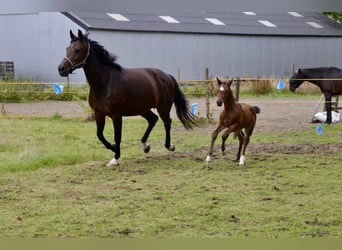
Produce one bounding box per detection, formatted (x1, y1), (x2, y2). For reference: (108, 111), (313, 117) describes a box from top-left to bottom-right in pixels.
(304, 71), (324, 85)
(83, 53), (112, 93)
(223, 94), (238, 111)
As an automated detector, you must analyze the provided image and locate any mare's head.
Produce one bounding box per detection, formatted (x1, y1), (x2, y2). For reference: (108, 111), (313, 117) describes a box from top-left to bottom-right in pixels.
(289, 69), (305, 92)
(58, 30), (90, 77)
(216, 77), (234, 107)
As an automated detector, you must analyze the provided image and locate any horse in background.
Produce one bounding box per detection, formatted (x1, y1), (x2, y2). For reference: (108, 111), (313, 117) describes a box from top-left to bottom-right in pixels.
(289, 67), (342, 124)
(206, 77), (260, 166)
(58, 30), (197, 166)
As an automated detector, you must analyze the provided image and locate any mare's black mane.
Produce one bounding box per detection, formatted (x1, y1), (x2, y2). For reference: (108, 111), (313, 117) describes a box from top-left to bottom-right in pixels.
(72, 35), (122, 71)
(88, 39), (122, 71)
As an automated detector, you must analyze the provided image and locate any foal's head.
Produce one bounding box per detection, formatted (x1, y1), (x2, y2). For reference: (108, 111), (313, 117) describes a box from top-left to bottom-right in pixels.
(216, 77), (234, 107)
(58, 30), (90, 77)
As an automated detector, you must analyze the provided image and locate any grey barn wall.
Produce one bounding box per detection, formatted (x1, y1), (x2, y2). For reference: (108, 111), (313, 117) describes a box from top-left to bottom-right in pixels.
(1, 12), (342, 82)
(0, 12), (84, 82)
(89, 30), (342, 80)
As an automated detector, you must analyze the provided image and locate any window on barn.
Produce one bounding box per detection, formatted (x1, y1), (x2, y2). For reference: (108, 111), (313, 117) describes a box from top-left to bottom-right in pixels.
(288, 12), (303, 17)
(107, 13), (130, 22)
(205, 18), (225, 25)
(243, 12), (256, 15)
(258, 20), (277, 27)
(159, 16), (180, 23)
(306, 22), (323, 28)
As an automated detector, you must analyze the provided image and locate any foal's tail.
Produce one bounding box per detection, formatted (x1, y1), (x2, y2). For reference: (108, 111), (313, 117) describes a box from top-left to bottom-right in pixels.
(170, 75), (198, 129)
(253, 106), (261, 114)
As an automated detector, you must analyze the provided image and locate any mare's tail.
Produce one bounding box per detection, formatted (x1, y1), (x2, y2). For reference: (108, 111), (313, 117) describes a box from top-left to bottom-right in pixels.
(170, 75), (197, 129)
(253, 106), (261, 114)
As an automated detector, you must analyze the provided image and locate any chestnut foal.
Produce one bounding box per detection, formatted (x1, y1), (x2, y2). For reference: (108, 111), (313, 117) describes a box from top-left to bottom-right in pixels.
(206, 77), (260, 165)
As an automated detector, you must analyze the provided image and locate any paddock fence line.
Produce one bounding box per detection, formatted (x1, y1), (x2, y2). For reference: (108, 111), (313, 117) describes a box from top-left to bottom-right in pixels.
(1, 73), (342, 118)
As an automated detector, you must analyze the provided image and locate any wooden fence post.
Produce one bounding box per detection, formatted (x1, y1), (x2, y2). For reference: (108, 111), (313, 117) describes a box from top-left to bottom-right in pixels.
(235, 77), (240, 102)
(205, 68), (210, 119)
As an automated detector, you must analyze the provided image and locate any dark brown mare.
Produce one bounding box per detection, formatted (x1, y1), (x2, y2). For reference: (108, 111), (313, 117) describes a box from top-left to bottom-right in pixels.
(289, 67), (342, 124)
(58, 30), (196, 166)
(205, 78), (260, 166)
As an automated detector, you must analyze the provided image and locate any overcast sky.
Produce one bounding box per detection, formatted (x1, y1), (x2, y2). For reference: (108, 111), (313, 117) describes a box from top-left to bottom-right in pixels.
(1, 0), (342, 14)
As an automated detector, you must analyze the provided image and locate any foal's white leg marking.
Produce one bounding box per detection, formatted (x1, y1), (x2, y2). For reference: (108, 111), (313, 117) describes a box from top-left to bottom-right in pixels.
(106, 157), (119, 167)
(205, 155), (212, 162)
(168, 144), (175, 151)
(238, 155), (245, 165)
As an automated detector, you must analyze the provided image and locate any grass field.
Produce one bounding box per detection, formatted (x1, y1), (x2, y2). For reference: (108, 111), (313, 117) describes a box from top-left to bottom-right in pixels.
(0, 115), (341, 238)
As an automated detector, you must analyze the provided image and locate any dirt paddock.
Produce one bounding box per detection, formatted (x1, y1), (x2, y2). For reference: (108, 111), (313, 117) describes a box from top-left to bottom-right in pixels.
(1, 97), (325, 133)
(1, 96), (341, 157)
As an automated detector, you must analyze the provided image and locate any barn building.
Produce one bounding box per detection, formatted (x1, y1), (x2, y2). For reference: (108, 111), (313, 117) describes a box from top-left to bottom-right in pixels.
(1, 12), (342, 82)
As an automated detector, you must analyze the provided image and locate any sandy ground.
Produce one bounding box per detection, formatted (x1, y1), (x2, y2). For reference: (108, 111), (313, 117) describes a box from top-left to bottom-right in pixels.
(1, 97), (327, 133)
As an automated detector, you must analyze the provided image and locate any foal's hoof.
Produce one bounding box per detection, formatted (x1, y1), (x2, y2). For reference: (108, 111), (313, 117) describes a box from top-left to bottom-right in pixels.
(168, 144), (175, 151)
(142, 143), (150, 153)
(205, 155), (212, 162)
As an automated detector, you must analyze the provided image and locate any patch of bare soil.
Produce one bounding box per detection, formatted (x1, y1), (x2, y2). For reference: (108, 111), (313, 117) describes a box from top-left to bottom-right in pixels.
(2, 97), (338, 159)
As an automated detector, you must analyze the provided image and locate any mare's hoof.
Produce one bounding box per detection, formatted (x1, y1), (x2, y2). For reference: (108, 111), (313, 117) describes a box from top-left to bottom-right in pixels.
(205, 155), (212, 162)
(142, 143), (150, 153)
(106, 158), (119, 167)
(168, 144), (175, 151)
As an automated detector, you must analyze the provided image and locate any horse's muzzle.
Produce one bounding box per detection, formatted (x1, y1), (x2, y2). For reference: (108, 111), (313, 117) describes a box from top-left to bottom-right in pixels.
(289, 86), (296, 92)
(216, 100), (223, 107)
(58, 60), (72, 77)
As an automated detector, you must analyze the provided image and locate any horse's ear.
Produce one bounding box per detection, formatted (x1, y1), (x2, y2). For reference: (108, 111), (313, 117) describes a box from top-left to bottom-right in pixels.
(298, 69), (302, 74)
(78, 29), (84, 41)
(227, 78), (234, 87)
(70, 30), (76, 40)
(216, 76), (222, 85)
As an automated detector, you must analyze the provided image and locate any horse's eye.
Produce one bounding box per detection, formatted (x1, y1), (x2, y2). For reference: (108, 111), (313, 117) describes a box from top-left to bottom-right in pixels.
(75, 49), (81, 54)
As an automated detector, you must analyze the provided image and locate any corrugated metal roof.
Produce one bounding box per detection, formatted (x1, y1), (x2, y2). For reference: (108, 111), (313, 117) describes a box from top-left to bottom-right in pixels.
(63, 12), (342, 37)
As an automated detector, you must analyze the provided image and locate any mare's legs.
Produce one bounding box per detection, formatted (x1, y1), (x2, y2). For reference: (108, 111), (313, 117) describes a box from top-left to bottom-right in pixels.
(140, 110), (159, 153)
(206, 124), (225, 162)
(95, 112), (122, 166)
(95, 112), (115, 151)
(325, 95), (332, 124)
(106, 116), (123, 166)
(158, 111), (174, 151)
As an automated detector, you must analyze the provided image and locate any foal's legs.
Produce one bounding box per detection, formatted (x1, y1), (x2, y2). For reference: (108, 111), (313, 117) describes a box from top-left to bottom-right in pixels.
(220, 128), (230, 154)
(234, 130), (244, 162)
(140, 110), (159, 153)
(205, 124), (225, 162)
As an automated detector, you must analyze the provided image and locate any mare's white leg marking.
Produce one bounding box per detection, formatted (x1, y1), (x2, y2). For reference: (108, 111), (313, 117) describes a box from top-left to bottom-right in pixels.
(106, 158), (119, 167)
(168, 144), (175, 151)
(238, 155), (245, 166)
(205, 155), (212, 162)
(141, 143), (150, 153)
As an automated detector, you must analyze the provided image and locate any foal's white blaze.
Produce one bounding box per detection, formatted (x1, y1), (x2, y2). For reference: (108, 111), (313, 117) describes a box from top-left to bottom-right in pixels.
(219, 86), (224, 91)
(106, 157), (119, 166)
(205, 155), (212, 162)
(238, 155), (245, 165)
